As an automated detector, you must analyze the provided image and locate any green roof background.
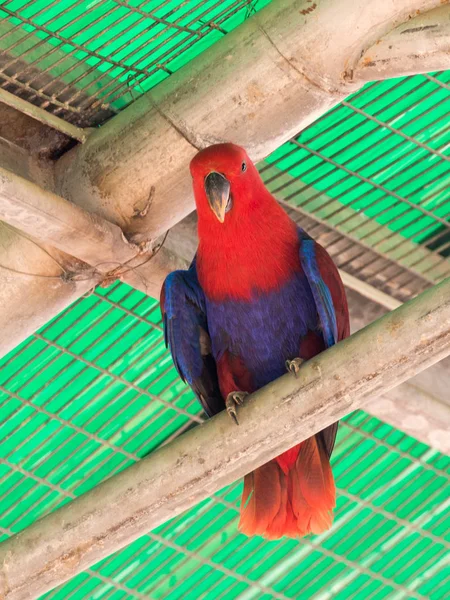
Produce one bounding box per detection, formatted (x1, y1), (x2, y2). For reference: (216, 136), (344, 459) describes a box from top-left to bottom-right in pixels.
(0, 0), (449, 598)
(1, 282), (448, 599)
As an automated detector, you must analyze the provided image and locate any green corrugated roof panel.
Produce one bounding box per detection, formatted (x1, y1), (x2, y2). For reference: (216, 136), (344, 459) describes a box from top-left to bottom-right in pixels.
(0, 1), (449, 598)
(265, 72), (450, 247)
(1, 282), (449, 599)
(0, 0), (272, 119)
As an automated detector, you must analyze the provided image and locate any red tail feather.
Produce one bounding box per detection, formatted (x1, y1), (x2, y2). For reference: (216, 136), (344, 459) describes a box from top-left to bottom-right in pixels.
(239, 435), (335, 539)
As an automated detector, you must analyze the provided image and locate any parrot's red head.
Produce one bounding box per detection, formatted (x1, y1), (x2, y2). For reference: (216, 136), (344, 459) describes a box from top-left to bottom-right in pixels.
(190, 143), (266, 227)
(190, 143), (299, 300)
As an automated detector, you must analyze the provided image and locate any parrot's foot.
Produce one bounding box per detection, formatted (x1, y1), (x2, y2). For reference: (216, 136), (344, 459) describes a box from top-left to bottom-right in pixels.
(286, 357), (304, 378)
(225, 391), (249, 426)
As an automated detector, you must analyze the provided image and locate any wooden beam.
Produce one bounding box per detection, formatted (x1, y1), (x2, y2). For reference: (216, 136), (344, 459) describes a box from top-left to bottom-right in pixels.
(338, 271), (402, 311)
(0, 164), (187, 357)
(0, 166), (138, 268)
(54, 0), (449, 245)
(0, 276), (449, 600)
(354, 5), (450, 82)
(0, 89), (91, 143)
(0, 110), (100, 359)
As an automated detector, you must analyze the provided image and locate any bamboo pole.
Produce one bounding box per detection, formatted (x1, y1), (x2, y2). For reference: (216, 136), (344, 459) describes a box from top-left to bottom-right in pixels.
(355, 4), (450, 82)
(1, 277), (449, 600)
(0, 163), (196, 357)
(0, 166), (137, 268)
(55, 0), (450, 244)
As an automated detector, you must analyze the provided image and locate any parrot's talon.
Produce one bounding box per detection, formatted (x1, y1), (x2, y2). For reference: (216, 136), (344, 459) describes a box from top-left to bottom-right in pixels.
(227, 406), (239, 426)
(225, 391), (249, 425)
(286, 357), (304, 378)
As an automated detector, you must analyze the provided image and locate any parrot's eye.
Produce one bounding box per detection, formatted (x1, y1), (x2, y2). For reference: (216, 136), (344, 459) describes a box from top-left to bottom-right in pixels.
(241, 161), (247, 172)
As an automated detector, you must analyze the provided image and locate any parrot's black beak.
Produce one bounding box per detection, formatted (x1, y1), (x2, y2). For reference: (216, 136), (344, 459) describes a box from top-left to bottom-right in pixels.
(204, 172), (231, 223)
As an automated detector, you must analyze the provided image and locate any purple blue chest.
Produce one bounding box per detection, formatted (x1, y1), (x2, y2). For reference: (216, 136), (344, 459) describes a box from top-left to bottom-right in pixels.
(205, 274), (318, 390)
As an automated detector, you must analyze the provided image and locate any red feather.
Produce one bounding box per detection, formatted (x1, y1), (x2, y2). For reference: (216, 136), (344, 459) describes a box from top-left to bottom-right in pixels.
(188, 143), (349, 539)
(191, 144), (300, 302)
(239, 438), (335, 538)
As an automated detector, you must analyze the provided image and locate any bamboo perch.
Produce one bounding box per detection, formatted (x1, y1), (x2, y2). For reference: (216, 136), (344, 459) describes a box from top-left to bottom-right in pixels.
(1, 277), (449, 600)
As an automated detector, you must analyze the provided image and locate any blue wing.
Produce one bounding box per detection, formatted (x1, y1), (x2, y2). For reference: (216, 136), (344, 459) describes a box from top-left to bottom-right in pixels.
(161, 259), (223, 417)
(298, 229), (350, 458)
(298, 230), (339, 349)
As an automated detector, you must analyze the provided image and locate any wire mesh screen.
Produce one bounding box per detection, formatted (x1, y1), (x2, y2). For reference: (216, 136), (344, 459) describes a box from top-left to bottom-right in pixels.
(0, 281), (449, 599)
(0, 0), (268, 126)
(0, 1), (449, 597)
(260, 72), (450, 299)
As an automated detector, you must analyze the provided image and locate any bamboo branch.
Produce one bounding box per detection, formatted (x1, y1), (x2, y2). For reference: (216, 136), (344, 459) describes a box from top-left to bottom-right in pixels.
(0, 166), (189, 356)
(1, 277), (449, 600)
(355, 5), (450, 82)
(55, 0), (449, 244)
(0, 166), (137, 268)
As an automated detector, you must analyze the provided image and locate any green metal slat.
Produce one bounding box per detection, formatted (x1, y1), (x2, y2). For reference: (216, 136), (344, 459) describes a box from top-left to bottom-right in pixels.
(0, 280), (448, 599)
(0, 1), (449, 598)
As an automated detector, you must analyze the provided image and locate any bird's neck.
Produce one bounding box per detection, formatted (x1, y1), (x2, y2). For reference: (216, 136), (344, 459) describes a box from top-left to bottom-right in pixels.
(196, 199), (300, 302)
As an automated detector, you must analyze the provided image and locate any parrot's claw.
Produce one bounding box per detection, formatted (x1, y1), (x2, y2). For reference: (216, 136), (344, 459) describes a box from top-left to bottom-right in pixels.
(286, 357), (304, 378)
(225, 391), (249, 426)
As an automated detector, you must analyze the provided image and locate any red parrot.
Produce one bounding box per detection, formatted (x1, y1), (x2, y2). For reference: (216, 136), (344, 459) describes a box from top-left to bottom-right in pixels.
(161, 143), (349, 538)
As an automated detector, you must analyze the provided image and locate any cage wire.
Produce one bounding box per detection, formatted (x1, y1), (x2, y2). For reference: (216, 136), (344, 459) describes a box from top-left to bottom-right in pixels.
(260, 73), (450, 294)
(0, 0), (269, 125)
(0, 0), (449, 598)
(0, 282), (448, 599)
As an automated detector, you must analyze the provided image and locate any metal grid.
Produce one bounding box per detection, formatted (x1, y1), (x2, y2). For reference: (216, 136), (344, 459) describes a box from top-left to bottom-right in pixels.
(0, 0), (267, 126)
(0, 2), (449, 598)
(261, 71), (450, 302)
(0, 281), (448, 599)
